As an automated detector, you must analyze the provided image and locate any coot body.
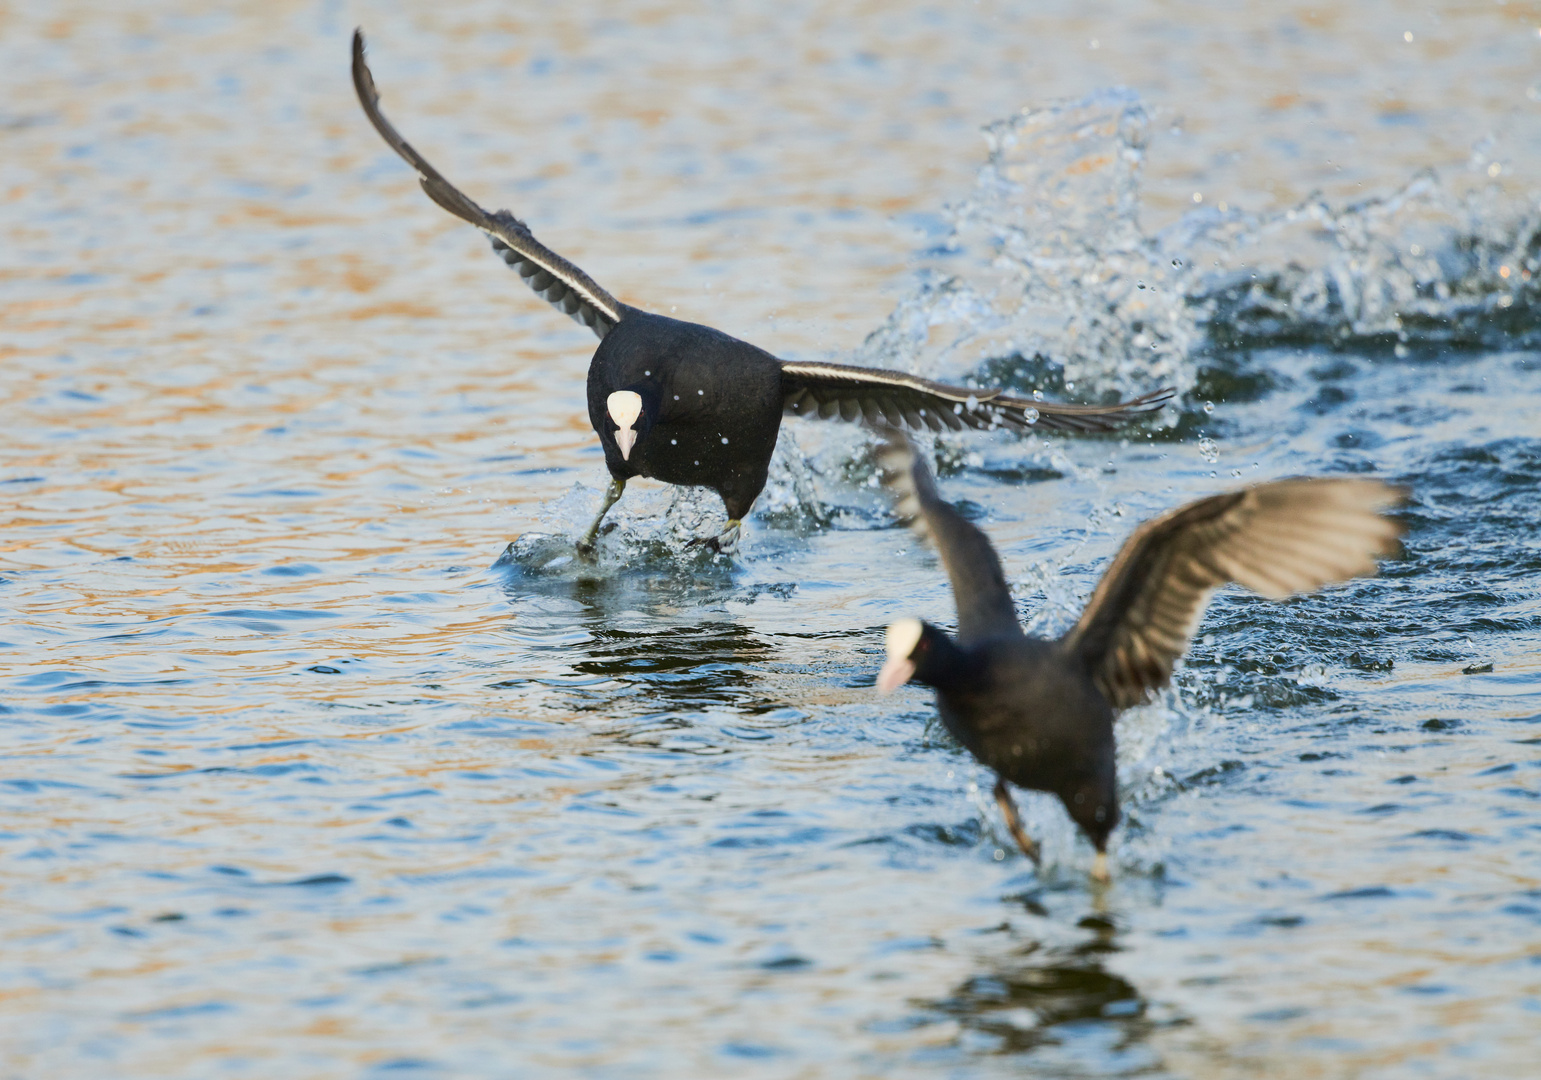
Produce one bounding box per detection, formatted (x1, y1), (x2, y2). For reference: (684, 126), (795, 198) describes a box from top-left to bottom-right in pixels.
(587, 312), (784, 521)
(875, 434), (1405, 874)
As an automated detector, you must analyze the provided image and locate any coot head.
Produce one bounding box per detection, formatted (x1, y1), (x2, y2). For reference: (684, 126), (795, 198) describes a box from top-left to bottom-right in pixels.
(877, 617), (965, 693)
(1063, 771), (1119, 854)
(606, 389), (654, 461)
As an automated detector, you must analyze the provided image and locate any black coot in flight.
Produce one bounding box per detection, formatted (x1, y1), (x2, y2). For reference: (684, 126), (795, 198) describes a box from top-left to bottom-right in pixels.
(874, 434), (1404, 878)
(351, 32), (1172, 553)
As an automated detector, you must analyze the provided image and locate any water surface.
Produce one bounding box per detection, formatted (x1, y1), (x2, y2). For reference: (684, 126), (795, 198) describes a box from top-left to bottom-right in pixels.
(2, 3), (1539, 1077)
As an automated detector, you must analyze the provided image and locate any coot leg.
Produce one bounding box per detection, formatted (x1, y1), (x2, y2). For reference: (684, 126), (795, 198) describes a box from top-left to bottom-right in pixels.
(576, 477), (627, 558)
(993, 776), (1041, 865)
(685, 518), (742, 555)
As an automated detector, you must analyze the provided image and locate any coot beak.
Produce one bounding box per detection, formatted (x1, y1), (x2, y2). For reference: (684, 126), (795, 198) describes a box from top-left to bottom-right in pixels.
(876, 656), (915, 694)
(615, 426), (637, 461)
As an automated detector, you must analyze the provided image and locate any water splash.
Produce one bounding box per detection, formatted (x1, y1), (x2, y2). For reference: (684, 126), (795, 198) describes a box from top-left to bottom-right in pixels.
(1192, 171), (1541, 351)
(856, 89), (1198, 403)
(860, 87), (1541, 415)
(497, 480), (736, 575)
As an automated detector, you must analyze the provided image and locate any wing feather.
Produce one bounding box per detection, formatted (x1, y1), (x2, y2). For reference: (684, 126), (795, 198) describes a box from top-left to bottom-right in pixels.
(351, 30), (630, 338)
(1062, 477), (1406, 709)
(877, 434), (1022, 645)
(780, 360), (1172, 436)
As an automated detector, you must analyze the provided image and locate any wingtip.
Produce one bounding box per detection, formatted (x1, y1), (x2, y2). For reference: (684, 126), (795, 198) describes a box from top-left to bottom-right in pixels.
(874, 429), (938, 543)
(874, 428), (917, 491)
(351, 27), (376, 108)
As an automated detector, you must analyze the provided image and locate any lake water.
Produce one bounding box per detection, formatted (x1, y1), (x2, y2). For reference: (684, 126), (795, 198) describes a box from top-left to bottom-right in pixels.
(2, 2), (1539, 1077)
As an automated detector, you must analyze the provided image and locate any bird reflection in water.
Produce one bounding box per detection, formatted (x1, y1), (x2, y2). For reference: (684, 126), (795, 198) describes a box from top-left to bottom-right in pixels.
(495, 552), (787, 727)
(922, 911), (1176, 1067)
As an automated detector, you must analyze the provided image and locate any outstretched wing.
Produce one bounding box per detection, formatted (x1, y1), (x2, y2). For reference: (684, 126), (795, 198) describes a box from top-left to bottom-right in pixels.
(781, 361), (1172, 435)
(1062, 477), (1406, 710)
(351, 30), (630, 338)
(877, 434), (1022, 645)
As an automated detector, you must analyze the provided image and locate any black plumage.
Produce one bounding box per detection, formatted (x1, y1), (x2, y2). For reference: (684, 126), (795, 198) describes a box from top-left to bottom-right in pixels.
(875, 434), (1405, 877)
(352, 31), (1172, 553)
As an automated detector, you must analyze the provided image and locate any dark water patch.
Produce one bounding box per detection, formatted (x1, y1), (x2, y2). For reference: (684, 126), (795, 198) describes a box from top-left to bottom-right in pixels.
(267, 873), (351, 888)
(1320, 886), (1396, 902)
(1178, 760), (1245, 789)
(758, 953), (813, 971)
(207, 607), (341, 621)
(720, 1042), (783, 1060)
(124, 1000), (233, 1022)
(1408, 829), (1481, 843)
(901, 819), (986, 848)
(1, 778), (91, 792)
(438, 717), (564, 738)
(262, 563), (323, 576)
(363, 1058), (447, 1077)
(1251, 914), (1306, 929)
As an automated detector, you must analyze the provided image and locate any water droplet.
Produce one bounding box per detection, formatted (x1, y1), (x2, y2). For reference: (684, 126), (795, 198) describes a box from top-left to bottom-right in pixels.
(1064, 381), (1075, 391)
(1203, 401), (1215, 414)
(1136, 281), (1147, 290)
(670, 439), (677, 445)
(697, 389), (704, 395)
(1197, 436), (1220, 463)
(1032, 390), (1044, 402)
(1024, 407), (1040, 424)
(1171, 257), (1183, 268)
(993, 848), (1006, 861)
(721, 437), (729, 444)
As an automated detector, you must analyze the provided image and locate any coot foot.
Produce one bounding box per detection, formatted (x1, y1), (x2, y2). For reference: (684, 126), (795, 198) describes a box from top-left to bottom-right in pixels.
(576, 477), (628, 559)
(685, 518), (741, 554)
(993, 776), (1041, 865)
